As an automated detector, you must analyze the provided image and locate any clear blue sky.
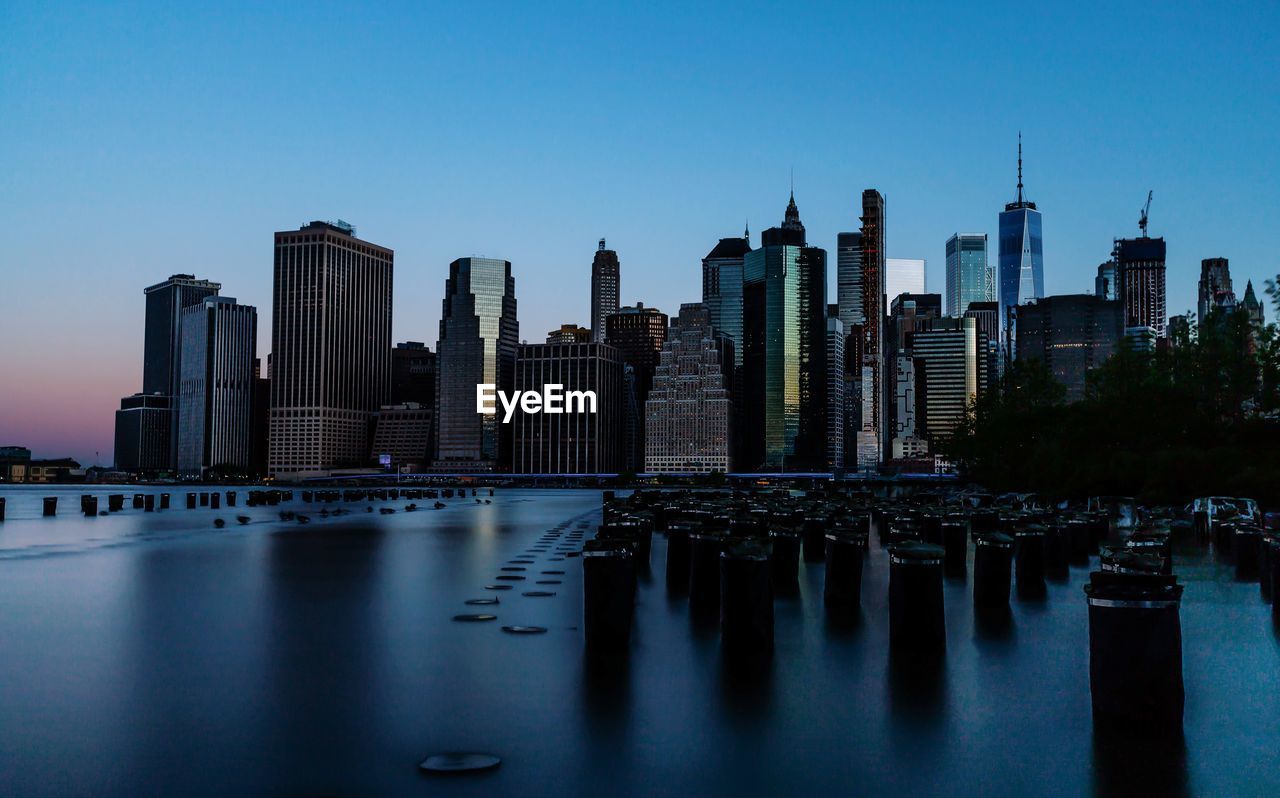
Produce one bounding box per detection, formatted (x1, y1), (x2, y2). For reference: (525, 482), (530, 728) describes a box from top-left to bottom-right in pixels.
(2, 0), (1278, 463)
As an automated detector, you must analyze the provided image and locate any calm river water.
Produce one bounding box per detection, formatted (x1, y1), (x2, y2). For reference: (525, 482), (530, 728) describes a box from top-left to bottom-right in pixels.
(0, 486), (1277, 796)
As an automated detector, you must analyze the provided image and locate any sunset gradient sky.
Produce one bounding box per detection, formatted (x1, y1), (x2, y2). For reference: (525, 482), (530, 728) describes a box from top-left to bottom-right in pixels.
(2, 1), (1278, 464)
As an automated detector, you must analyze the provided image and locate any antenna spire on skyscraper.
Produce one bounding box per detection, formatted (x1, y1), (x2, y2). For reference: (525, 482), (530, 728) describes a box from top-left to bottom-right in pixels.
(1016, 132), (1024, 204)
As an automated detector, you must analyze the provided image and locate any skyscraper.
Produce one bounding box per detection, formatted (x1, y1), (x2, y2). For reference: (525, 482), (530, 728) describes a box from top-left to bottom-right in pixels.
(142, 273), (221, 469)
(963, 301), (1001, 391)
(886, 293), (943, 459)
(371, 404), (432, 472)
(113, 393), (171, 473)
(1114, 236), (1167, 338)
(390, 342), (436, 406)
(270, 221), (393, 478)
(945, 233), (991, 316)
(1095, 261), (1119, 301)
(434, 257), (518, 471)
(911, 316), (989, 445)
(998, 135), (1044, 345)
(856, 189), (886, 470)
(885, 258), (926, 309)
(826, 316), (845, 471)
(702, 233), (750, 372)
(742, 192), (829, 471)
(143, 274), (222, 397)
(702, 232), (750, 463)
(177, 297), (257, 477)
(1197, 257), (1235, 327)
(590, 239), (620, 343)
(1015, 295), (1123, 401)
(836, 231), (865, 332)
(645, 304), (734, 474)
(1242, 280), (1265, 331)
(512, 341), (622, 474)
(605, 303), (668, 473)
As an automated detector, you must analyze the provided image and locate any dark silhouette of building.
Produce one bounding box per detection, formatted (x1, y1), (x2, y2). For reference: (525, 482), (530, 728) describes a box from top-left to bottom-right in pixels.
(1016, 295), (1123, 401)
(141, 273), (221, 469)
(605, 303), (668, 473)
(590, 239), (620, 343)
(114, 393), (171, 473)
(371, 403), (433, 472)
(742, 192), (829, 471)
(856, 189), (886, 470)
(1198, 257), (1235, 327)
(434, 257), (518, 472)
(512, 342), (622, 474)
(250, 358), (269, 477)
(391, 342), (436, 406)
(1242, 280), (1265, 331)
(270, 221), (393, 478)
(1114, 236), (1167, 338)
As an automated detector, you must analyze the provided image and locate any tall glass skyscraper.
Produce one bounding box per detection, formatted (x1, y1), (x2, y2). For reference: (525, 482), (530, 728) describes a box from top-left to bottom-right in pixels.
(702, 233), (750, 372)
(997, 136), (1044, 342)
(885, 258), (926, 308)
(945, 233), (991, 316)
(177, 296), (257, 477)
(836, 231), (864, 332)
(434, 257), (518, 471)
(742, 193), (828, 471)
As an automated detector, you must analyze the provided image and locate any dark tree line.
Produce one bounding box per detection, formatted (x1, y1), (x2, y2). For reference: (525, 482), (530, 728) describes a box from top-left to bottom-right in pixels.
(947, 286), (1280, 506)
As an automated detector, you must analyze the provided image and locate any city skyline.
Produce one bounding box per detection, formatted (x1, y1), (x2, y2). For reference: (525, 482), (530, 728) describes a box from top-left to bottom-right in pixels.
(3, 2), (1279, 463)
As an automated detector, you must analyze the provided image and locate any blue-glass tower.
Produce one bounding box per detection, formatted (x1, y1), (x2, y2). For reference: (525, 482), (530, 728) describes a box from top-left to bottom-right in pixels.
(997, 135), (1044, 343)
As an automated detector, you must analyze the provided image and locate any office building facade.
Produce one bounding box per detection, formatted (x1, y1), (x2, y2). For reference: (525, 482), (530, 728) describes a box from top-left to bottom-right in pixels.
(645, 304), (734, 474)
(885, 258), (926, 309)
(911, 316), (988, 445)
(391, 342), (436, 406)
(590, 239), (620, 343)
(547, 324), (592, 344)
(177, 297), (257, 477)
(945, 233), (991, 316)
(114, 393), (172, 472)
(887, 293), (943, 459)
(1015, 295), (1123, 401)
(371, 403), (433, 472)
(1114, 237), (1167, 338)
(605, 303), (668, 473)
(742, 193), (829, 471)
(512, 342), (622, 474)
(270, 221), (393, 478)
(434, 256), (518, 471)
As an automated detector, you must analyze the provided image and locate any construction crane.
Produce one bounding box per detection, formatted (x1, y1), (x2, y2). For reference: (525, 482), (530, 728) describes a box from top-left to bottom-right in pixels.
(1138, 190), (1153, 237)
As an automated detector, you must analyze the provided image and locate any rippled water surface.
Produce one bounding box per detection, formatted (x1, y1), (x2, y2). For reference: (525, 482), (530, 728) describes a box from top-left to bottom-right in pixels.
(0, 486), (1277, 796)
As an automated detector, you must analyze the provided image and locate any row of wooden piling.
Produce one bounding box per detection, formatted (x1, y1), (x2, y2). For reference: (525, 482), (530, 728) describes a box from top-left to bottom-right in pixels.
(585, 488), (1199, 733)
